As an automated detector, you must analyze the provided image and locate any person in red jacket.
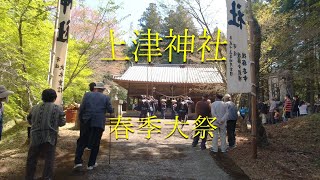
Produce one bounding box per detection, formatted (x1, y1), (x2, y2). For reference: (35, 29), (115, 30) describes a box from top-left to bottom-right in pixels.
(283, 94), (292, 122)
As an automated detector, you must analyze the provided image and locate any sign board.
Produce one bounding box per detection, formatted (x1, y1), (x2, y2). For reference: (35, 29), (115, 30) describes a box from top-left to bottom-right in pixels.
(226, 0), (251, 93)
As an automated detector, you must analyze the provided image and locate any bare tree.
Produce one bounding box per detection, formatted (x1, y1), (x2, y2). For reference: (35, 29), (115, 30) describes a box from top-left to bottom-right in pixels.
(63, 1), (125, 91)
(177, 0), (227, 84)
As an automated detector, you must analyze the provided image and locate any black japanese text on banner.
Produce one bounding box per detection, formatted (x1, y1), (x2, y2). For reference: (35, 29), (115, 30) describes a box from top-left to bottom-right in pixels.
(226, 0), (251, 93)
(52, 0), (72, 105)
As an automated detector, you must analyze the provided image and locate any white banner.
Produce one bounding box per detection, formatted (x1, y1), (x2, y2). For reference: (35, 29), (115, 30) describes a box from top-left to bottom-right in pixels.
(226, 0), (251, 93)
(52, 0), (72, 105)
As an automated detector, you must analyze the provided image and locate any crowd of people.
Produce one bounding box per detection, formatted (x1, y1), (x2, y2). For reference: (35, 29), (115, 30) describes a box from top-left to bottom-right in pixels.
(131, 93), (240, 152)
(21, 87), (241, 179)
(132, 93), (239, 152)
(133, 95), (193, 122)
(1, 81), (316, 179)
(258, 94), (310, 124)
(192, 94), (238, 152)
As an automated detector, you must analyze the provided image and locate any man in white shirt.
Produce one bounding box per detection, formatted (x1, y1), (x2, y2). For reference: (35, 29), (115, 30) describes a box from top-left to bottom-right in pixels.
(211, 94), (228, 153)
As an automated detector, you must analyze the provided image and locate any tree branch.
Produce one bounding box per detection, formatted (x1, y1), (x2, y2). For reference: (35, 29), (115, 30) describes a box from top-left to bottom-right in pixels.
(63, 7), (109, 91)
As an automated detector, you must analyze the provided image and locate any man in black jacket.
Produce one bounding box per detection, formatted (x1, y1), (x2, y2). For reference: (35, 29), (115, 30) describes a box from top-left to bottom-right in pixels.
(192, 95), (212, 150)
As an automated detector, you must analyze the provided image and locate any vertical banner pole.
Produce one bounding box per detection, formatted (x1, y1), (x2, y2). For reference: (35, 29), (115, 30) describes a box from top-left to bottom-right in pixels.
(51, 0), (73, 105)
(48, 0), (61, 86)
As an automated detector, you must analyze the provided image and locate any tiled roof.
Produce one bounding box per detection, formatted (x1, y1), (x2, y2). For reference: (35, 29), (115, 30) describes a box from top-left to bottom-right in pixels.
(113, 64), (224, 84)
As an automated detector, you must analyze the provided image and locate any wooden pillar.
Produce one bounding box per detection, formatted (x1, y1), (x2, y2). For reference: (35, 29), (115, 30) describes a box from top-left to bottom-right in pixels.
(127, 83), (130, 110)
(248, 0), (258, 159)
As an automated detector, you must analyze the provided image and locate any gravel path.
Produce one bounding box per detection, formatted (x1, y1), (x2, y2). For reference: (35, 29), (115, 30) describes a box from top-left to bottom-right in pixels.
(4, 118), (241, 180)
(74, 118), (232, 180)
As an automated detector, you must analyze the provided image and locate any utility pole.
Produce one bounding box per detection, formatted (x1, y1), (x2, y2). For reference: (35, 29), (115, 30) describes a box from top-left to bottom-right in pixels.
(247, 0), (258, 159)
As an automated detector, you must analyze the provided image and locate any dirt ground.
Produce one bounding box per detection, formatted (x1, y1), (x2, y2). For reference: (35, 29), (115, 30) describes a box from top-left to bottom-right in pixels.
(228, 114), (320, 180)
(1, 115), (318, 180)
(0, 119), (248, 180)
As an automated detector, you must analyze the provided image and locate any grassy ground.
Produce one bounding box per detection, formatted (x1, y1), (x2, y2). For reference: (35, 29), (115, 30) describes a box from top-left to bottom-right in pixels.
(0, 120), (30, 179)
(1, 120), (29, 148)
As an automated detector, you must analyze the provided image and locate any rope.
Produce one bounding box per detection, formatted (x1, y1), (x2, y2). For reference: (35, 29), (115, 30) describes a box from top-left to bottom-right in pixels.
(154, 90), (189, 99)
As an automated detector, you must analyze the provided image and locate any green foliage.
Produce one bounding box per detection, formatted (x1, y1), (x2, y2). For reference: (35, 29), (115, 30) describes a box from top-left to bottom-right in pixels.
(0, 0), (55, 120)
(0, 121), (29, 150)
(108, 85), (127, 101)
(161, 4), (198, 64)
(0, 0), (95, 124)
(129, 2), (200, 64)
(63, 39), (93, 104)
(139, 3), (162, 33)
(162, 5), (197, 36)
(3, 95), (26, 121)
(254, 0), (320, 103)
(103, 72), (114, 81)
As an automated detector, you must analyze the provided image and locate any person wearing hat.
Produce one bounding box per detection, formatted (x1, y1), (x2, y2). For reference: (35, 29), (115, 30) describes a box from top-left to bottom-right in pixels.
(0, 85), (14, 141)
(74, 82), (114, 170)
(224, 94), (238, 149)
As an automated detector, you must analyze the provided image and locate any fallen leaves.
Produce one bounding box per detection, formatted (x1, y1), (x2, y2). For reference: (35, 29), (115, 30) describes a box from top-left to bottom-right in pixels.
(228, 114), (320, 179)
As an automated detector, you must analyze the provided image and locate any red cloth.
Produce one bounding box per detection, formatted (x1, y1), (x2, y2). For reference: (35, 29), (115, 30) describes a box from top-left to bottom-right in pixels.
(284, 99), (292, 112)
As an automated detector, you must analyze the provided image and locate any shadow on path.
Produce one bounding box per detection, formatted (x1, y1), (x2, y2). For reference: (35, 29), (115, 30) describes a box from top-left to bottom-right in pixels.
(210, 151), (250, 180)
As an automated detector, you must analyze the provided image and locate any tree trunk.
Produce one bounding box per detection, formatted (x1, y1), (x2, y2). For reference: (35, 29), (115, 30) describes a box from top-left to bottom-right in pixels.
(238, 116), (248, 133)
(253, 17), (269, 147)
(18, 2), (34, 110)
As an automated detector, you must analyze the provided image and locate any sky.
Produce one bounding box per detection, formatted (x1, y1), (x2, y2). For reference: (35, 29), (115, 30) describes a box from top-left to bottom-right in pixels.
(85, 0), (227, 43)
